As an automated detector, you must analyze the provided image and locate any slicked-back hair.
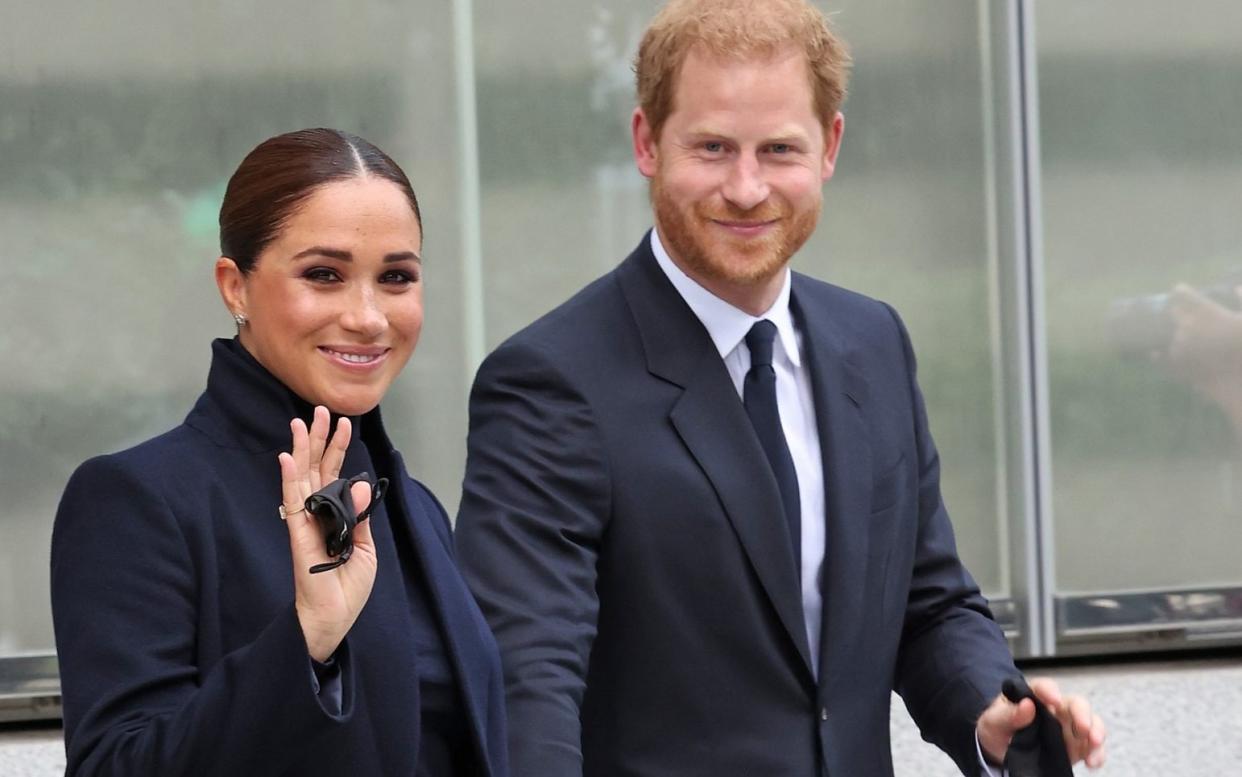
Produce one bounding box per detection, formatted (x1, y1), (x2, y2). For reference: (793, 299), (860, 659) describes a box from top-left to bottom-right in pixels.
(219, 128), (421, 273)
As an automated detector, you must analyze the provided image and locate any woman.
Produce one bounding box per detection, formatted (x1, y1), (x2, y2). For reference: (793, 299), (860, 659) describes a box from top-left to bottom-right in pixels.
(50, 128), (507, 776)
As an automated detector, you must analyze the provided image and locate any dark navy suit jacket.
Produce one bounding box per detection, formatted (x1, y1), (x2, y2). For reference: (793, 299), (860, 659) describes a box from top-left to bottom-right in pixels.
(51, 339), (508, 777)
(456, 235), (1016, 777)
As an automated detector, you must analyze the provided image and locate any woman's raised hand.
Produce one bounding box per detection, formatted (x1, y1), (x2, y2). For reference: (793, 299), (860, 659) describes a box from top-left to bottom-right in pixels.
(278, 406), (378, 662)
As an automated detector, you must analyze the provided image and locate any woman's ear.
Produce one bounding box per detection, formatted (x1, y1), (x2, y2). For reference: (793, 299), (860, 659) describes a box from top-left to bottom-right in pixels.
(215, 257), (248, 321)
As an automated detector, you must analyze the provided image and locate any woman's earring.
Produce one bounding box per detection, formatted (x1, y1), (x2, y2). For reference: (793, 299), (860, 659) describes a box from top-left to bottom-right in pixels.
(233, 312), (248, 326)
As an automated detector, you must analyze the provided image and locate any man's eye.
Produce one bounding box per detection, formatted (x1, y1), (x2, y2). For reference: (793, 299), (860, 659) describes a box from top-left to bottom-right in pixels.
(703, 141), (724, 153)
(769, 143), (791, 154)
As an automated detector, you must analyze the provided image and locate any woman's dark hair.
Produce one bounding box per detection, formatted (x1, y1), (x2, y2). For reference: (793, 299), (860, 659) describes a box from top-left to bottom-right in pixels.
(219, 128), (422, 273)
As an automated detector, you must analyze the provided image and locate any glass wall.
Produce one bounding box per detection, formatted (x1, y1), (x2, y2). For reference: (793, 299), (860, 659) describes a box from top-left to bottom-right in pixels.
(6, 0), (1241, 703)
(1034, 1), (1242, 646)
(1, 0), (1022, 669)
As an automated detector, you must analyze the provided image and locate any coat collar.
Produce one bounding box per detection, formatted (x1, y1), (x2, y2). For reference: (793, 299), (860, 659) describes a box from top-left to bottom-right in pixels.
(186, 338), (392, 454)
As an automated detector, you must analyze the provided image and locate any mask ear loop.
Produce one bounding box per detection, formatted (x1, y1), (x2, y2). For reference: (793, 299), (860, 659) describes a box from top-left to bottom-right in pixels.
(353, 474), (388, 523)
(307, 474), (390, 574)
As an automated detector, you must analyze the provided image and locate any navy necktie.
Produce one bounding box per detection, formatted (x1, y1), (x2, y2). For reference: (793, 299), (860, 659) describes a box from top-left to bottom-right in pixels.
(743, 320), (801, 569)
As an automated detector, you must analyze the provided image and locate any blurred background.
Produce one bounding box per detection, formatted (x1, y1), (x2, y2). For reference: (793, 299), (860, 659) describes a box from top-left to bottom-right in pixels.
(2, 0), (1241, 726)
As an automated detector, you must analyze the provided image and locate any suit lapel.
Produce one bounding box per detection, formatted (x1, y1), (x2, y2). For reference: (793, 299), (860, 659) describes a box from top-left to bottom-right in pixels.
(791, 278), (874, 696)
(617, 237), (812, 678)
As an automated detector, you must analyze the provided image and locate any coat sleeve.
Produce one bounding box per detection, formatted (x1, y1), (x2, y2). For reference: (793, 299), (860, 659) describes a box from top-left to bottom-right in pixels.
(51, 454), (355, 777)
(883, 303), (1019, 776)
(454, 339), (611, 777)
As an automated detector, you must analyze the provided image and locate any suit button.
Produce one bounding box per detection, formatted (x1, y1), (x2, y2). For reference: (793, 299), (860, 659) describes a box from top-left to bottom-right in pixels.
(820, 707), (828, 721)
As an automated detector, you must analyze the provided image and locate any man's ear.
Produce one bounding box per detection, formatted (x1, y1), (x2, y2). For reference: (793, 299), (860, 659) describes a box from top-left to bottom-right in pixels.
(632, 108), (659, 179)
(821, 112), (845, 182)
(214, 256), (248, 320)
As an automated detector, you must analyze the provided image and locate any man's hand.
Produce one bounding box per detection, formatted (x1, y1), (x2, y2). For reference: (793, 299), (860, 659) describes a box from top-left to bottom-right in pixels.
(976, 677), (1107, 769)
(1165, 284), (1242, 422)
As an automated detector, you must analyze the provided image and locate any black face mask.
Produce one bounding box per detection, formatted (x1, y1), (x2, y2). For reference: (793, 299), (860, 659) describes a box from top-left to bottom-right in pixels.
(304, 472), (389, 574)
(1002, 676), (1075, 777)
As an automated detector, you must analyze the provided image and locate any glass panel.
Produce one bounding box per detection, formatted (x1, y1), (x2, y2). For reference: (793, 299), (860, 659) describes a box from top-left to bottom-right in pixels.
(818, 1), (1010, 597)
(0, 0), (1022, 663)
(472, 0), (665, 340)
(1035, 2), (1242, 596)
(472, 0), (1015, 597)
(0, 0), (467, 655)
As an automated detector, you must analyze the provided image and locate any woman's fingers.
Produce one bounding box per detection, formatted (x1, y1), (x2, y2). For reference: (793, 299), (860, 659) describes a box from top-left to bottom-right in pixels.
(278, 451), (304, 517)
(322, 415), (351, 484)
(349, 480), (373, 517)
(307, 406), (330, 491)
(278, 452), (322, 564)
(290, 418), (311, 489)
(349, 480), (376, 548)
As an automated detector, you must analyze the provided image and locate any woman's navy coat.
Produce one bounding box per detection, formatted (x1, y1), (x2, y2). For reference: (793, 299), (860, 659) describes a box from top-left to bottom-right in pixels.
(51, 339), (508, 776)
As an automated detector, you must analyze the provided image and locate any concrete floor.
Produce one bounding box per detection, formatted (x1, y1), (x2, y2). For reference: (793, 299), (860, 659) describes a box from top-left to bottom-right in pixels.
(3, 655), (1239, 775)
(887, 654), (1242, 776)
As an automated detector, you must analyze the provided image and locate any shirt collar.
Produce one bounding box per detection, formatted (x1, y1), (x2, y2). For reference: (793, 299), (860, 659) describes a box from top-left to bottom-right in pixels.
(650, 227), (801, 367)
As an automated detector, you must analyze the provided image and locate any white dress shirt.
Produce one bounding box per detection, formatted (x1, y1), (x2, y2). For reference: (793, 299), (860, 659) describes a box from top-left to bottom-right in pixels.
(649, 229), (1006, 777)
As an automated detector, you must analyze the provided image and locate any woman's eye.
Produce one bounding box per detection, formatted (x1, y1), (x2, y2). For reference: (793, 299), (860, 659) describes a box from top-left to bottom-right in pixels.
(380, 269), (419, 285)
(304, 267), (341, 283)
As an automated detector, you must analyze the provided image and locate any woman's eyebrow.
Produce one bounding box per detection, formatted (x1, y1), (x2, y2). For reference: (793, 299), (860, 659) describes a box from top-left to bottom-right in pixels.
(290, 247), (421, 263)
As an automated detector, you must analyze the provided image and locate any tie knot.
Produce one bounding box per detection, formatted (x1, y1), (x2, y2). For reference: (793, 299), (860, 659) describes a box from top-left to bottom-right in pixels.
(745, 320), (778, 368)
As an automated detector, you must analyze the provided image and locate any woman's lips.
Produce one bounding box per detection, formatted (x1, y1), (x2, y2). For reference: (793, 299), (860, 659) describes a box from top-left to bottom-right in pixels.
(318, 346), (390, 370)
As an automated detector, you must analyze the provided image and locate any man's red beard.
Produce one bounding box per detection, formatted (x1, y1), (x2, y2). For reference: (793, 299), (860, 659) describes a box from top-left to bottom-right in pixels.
(651, 173), (820, 289)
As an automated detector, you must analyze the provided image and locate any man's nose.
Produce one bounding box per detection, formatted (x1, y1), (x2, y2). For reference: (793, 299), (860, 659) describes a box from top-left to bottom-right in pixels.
(721, 154), (770, 211)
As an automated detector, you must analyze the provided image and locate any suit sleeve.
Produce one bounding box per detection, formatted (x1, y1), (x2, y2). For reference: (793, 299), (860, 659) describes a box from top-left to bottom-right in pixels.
(882, 304), (1018, 776)
(455, 339), (611, 777)
(51, 455), (355, 777)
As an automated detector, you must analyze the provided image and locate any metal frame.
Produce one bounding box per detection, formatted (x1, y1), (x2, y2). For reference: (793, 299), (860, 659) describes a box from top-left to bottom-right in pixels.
(453, 0), (487, 381)
(981, 0), (1046, 658)
(1014, 0), (1059, 659)
(1056, 585), (1242, 655)
(0, 654), (60, 723)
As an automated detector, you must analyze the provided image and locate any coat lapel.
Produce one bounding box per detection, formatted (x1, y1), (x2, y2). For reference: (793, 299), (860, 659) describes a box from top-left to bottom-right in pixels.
(388, 451), (498, 776)
(790, 279), (874, 696)
(617, 237), (812, 678)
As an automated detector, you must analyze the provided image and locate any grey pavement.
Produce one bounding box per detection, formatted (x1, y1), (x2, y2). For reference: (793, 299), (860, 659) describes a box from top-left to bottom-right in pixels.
(3, 655), (1239, 775)
(888, 654), (1242, 776)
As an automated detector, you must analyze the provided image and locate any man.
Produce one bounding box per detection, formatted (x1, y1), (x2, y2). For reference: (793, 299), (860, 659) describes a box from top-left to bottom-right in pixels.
(456, 1), (1106, 774)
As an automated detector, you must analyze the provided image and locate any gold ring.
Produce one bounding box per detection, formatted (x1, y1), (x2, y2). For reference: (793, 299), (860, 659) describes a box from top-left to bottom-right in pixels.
(279, 504), (306, 521)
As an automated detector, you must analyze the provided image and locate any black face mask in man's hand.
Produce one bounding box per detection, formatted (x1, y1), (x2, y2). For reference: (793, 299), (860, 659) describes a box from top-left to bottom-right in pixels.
(1002, 677), (1075, 777)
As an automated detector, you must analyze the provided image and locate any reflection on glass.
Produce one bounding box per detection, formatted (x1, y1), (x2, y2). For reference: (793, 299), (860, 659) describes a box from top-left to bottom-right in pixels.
(1036, 1), (1242, 596)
